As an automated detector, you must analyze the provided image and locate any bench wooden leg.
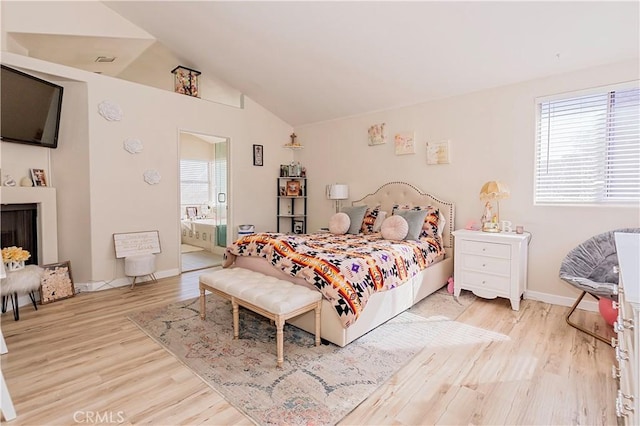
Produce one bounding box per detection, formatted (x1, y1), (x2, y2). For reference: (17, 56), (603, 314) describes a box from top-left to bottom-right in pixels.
(275, 315), (285, 368)
(314, 301), (321, 347)
(232, 299), (239, 340)
(199, 285), (206, 320)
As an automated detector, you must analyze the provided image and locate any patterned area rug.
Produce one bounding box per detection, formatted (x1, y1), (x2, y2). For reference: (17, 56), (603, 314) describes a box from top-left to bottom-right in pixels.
(128, 288), (475, 425)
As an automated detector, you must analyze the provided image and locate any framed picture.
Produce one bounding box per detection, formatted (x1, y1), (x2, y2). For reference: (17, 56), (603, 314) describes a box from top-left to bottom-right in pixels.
(394, 132), (416, 155)
(186, 206), (198, 219)
(368, 122), (387, 146)
(426, 140), (451, 165)
(286, 180), (301, 196)
(293, 220), (304, 234)
(253, 144), (264, 166)
(279, 186), (286, 196)
(30, 168), (47, 187)
(40, 261), (75, 304)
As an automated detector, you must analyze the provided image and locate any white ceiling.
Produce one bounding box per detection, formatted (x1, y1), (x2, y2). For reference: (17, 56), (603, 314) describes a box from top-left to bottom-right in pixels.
(40, 2), (640, 126)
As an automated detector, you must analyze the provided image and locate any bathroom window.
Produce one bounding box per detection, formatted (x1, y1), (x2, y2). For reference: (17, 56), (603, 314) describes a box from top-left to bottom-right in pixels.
(180, 159), (212, 214)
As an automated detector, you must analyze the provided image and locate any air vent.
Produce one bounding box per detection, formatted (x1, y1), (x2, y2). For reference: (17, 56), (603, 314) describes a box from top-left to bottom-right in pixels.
(95, 56), (116, 63)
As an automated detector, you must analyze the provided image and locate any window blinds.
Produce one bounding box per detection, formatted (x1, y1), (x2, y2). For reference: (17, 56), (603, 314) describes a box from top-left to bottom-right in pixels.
(535, 86), (640, 204)
(180, 159), (212, 207)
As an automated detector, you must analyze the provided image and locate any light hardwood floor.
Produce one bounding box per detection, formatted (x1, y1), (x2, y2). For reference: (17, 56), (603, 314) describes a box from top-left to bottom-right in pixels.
(1, 270), (618, 425)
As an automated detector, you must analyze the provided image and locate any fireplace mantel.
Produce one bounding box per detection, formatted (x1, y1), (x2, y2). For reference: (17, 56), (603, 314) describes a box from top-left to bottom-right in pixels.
(1, 187), (58, 264)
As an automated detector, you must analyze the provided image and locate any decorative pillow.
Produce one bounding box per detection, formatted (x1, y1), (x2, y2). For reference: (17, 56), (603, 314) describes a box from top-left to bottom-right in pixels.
(381, 215), (409, 241)
(341, 205), (368, 234)
(328, 212), (350, 235)
(392, 208), (429, 240)
(393, 204), (443, 240)
(360, 205), (381, 234)
(372, 211), (387, 232)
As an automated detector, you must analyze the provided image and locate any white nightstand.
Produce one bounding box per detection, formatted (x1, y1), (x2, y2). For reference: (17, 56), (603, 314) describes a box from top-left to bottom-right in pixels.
(453, 229), (530, 310)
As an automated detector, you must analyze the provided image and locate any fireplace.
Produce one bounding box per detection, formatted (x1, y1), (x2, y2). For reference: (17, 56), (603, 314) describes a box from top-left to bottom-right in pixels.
(0, 187), (58, 265)
(1, 203), (38, 265)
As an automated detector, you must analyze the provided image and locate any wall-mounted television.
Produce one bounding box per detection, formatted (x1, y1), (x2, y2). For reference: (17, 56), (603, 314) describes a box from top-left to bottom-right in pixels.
(1, 65), (64, 149)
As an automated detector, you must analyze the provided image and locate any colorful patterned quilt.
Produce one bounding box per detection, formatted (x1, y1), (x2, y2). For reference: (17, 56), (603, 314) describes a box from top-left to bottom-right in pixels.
(225, 232), (445, 327)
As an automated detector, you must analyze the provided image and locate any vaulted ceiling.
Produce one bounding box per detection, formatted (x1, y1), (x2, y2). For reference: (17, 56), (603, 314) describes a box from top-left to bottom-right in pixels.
(12, 1), (640, 126)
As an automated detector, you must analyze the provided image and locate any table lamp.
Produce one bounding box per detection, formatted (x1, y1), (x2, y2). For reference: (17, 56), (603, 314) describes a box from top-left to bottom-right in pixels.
(479, 180), (510, 232)
(327, 184), (349, 213)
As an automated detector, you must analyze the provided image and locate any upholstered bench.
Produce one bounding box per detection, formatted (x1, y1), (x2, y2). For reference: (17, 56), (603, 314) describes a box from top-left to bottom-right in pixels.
(199, 267), (322, 368)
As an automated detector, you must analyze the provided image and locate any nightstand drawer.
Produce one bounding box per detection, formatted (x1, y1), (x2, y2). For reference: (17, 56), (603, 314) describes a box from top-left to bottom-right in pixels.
(460, 240), (511, 259)
(459, 270), (511, 293)
(461, 255), (510, 276)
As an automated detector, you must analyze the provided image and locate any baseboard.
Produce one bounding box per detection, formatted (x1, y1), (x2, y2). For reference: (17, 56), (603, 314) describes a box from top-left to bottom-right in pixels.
(524, 290), (598, 312)
(3, 268), (181, 312)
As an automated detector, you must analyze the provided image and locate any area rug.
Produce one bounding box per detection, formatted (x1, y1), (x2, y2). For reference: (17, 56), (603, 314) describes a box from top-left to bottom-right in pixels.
(128, 288), (474, 425)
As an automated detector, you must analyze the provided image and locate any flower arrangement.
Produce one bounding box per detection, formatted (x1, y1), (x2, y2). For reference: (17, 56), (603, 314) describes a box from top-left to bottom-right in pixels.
(2, 246), (30, 271)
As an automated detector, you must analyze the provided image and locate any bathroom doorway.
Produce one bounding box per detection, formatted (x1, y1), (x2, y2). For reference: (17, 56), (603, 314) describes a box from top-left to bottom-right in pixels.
(179, 131), (229, 272)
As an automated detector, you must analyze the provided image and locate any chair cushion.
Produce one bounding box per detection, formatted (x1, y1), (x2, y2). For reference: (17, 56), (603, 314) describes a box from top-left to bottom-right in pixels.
(559, 228), (640, 298)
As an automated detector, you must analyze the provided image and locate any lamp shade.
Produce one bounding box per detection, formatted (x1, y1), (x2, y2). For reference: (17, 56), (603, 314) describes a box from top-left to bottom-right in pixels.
(327, 184), (349, 200)
(479, 181), (510, 201)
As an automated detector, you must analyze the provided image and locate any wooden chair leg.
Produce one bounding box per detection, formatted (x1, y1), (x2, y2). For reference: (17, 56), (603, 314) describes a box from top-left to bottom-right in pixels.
(565, 291), (609, 344)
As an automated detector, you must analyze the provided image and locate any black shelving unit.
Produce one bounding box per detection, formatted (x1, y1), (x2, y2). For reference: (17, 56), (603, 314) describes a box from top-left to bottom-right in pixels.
(277, 176), (307, 234)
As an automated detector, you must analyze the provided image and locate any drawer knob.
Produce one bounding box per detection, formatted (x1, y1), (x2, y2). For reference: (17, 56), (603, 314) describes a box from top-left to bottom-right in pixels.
(612, 365), (621, 379)
(616, 346), (629, 361)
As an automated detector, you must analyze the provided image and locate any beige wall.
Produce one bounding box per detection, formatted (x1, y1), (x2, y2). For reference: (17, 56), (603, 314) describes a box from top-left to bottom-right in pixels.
(294, 59), (640, 307)
(2, 52), (293, 285)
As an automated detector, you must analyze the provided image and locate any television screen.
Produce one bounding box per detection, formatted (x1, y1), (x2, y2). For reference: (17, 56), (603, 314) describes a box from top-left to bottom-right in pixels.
(1, 65), (63, 149)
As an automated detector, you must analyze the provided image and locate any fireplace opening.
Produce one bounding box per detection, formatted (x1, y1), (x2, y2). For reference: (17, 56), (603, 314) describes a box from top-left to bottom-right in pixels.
(1, 203), (39, 266)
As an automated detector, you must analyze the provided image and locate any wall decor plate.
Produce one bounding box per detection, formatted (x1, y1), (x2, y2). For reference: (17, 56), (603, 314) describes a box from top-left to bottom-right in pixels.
(143, 169), (161, 185)
(124, 138), (143, 154)
(98, 100), (123, 121)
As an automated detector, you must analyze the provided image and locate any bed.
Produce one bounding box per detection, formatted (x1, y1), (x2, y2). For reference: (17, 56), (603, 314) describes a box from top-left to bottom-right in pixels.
(224, 181), (455, 347)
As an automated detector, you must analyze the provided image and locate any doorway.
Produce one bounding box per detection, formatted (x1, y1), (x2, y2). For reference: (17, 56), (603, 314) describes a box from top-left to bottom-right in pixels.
(179, 131), (229, 272)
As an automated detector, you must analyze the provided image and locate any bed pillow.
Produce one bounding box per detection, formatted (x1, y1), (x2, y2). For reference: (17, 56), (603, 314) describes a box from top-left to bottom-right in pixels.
(341, 205), (368, 234)
(392, 208), (429, 241)
(394, 204), (444, 240)
(381, 215), (409, 240)
(328, 212), (350, 235)
(360, 205), (381, 234)
(372, 211), (387, 232)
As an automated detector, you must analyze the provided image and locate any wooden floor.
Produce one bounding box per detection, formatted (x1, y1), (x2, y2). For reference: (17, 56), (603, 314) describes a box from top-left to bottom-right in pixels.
(1, 270), (618, 425)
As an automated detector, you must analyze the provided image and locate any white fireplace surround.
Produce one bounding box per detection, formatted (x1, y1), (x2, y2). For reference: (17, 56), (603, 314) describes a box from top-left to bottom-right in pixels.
(1, 187), (58, 265)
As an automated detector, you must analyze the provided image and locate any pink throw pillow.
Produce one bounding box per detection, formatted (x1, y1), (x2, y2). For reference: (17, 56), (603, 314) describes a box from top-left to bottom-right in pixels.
(381, 215), (409, 241)
(329, 212), (350, 235)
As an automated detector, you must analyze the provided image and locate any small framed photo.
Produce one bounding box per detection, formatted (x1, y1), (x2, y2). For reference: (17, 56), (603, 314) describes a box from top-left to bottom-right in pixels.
(279, 186), (286, 196)
(293, 220), (304, 234)
(186, 206), (198, 219)
(40, 261), (75, 304)
(286, 180), (301, 196)
(253, 144), (264, 166)
(30, 168), (48, 187)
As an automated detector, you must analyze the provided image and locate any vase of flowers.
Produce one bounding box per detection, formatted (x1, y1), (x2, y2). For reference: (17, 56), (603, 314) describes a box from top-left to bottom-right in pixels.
(2, 246), (30, 272)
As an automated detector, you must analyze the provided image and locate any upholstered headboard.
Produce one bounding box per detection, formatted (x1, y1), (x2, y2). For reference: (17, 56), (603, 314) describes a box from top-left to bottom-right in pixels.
(351, 181), (455, 249)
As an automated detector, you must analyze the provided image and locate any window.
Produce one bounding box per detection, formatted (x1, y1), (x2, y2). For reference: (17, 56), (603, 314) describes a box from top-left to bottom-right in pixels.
(180, 159), (212, 213)
(534, 85), (640, 205)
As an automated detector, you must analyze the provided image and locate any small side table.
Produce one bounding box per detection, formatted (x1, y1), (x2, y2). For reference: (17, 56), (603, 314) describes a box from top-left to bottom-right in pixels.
(453, 229), (530, 310)
(0, 265), (43, 321)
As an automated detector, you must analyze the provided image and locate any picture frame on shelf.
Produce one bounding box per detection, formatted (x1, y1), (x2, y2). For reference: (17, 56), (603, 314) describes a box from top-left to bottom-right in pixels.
(279, 186), (286, 196)
(40, 261), (75, 304)
(30, 168), (47, 187)
(186, 206), (198, 219)
(253, 144), (264, 166)
(286, 180), (301, 196)
(293, 220), (304, 234)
